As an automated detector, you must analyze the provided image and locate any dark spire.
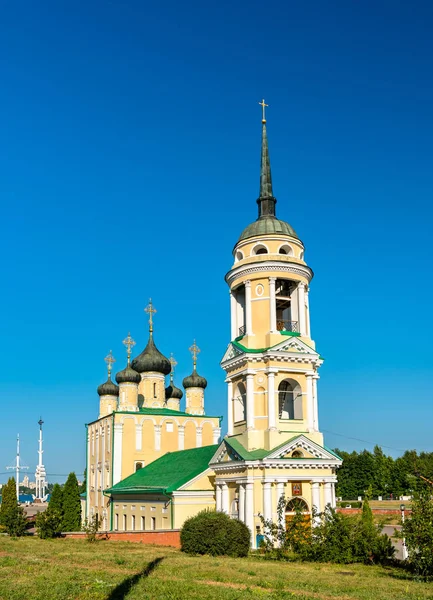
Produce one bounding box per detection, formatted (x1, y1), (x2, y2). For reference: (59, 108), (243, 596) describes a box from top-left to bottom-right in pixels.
(257, 100), (277, 219)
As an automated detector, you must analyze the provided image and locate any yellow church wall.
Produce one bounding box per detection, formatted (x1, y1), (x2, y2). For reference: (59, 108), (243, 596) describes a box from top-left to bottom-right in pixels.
(184, 421), (196, 450)
(233, 236), (306, 264)
(112, 495), (171, 531)
(138, 373), (166, 407)
(202, 422), (214, 446)
(160, 419), (179, 452)
(173, 494), (215, 529)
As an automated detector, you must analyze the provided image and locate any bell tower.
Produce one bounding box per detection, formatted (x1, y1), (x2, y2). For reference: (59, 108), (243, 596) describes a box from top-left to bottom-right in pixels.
(221, 103), (323, 452)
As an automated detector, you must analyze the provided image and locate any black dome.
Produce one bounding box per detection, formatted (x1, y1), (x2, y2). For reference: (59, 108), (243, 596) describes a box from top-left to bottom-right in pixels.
(97, 377), (119, 397)
(165, 383), (183, 400)
(115, 365), (141, 385)
(183, 369), (207, 389)
(131, 336), (171, 376)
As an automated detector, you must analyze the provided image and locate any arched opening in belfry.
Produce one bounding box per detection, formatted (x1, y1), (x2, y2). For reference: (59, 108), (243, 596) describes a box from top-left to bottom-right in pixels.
(233, 382), (246, 423)
(233, 284), (246, 337)
(275, 279), (298, 332)
(278, 379), (303, 420)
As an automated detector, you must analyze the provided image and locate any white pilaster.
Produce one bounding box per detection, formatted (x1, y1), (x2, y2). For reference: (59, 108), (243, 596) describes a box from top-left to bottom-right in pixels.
(213, 427), (221, 444)
(178, 426), (185, 450)
(267, 370), (277, 430)
(311, 482), (321, 525)
(196, 427), (203, 448)
(112, 423), (123, 486)
(324, 482), (333, 507)
(269, 277), (277, 333)
(298, 282), (306, 336)
(245, 482), (255, 548)
(238, 483), (245, 523)
(221, 482), (229, 514)
(263, 481), (272, 521)
(216, 483), (222, 512)
(312, 375), (319, 431)
(230, 291), (237, 340)
(246, 373), (255, 430)
(154, 425), (161, 451)
(227, 379), (234, 436)
(135, 424), (142, 451)
(306, 374), (314, 431)
(245, 280), (252, 336)
(331, 482), (336, 508)
(101, 427), (105, 506)
(305, 287), (311, 338)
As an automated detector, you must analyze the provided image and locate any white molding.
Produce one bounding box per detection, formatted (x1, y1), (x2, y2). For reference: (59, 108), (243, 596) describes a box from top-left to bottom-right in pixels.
(226, 261), (313, 286)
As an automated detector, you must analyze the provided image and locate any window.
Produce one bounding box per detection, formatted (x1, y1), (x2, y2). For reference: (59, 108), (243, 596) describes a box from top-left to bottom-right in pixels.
(278, 244), (293, 256)
(123, 514), (127, 531)
(286, 498), (309, 512)
(151, 517), (156, 530)
(115, 513), (119, 530)
(166, 422), (173, 432)
(235, 250), (244, 262)
(278, 379), (303, 420)
(291, 450), (304, 458)
(151, 506), (156, 512)
(141, 516), (145, 531)
(233, 382), (246, 423)
(252, 244), (268, 256)
(135, 462), (143, 472)
(131, 515), (135, 531)
(153, 382), (157, 398)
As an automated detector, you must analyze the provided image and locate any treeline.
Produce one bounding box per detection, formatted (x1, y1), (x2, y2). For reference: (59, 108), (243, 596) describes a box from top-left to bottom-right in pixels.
(335, 445), (433, 499)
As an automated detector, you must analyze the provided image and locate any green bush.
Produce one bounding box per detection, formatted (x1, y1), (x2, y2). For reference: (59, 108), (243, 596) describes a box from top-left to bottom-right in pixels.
(180, 510), (250, 557)
(402, 490), (433, 578)
(36, 510), (62, 539)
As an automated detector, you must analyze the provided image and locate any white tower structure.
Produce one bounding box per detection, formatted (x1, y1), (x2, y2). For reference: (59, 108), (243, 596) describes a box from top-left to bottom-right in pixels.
(35, 419), (47, 501)
(6, 435), (28, 499)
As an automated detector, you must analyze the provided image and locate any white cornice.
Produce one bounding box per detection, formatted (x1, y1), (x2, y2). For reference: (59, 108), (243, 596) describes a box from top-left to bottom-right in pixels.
(226, 261), (313, 286)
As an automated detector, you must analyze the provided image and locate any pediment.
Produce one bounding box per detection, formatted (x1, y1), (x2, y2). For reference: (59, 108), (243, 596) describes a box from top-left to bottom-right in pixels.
(209, 439), (244, 465)
(266, 435), (340, 462)
(267, 338), (319, 356)
(221, 343), (245, 363)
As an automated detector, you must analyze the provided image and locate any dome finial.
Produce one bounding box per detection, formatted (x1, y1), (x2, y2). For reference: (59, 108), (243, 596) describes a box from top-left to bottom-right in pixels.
(122, 332), (136, 366)
(169, 353), (178, 384)
(258, 98), (268, 124)
(189, 339), (200, 371)
(104, 350), (115, 380)
(144, 298), (157, 336)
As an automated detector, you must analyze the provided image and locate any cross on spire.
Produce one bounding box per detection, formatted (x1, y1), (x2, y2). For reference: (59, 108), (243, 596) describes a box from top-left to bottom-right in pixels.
(170, 353), (177, 383)
(189, 339), (200, 370)
(104, 350), (116, 378)
(144, 299), (157, 334)
(122, 332), (136, 365)
(259, 98), (268, 123)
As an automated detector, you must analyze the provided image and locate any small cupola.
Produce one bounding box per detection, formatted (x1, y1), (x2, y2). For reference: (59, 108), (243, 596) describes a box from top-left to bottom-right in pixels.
(97, 350), (119, 397)
(115, 333), (141, 384)
(183, 340), (208, 390)
(131, 300), (171, 376)
(165, 353), (184, 401)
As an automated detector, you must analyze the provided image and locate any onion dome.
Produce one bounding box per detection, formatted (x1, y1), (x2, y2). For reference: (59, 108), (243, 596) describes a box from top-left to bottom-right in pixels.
(97, 376), (119, 397)
(131, 335), (171, 375)
(238, 110), (298, 243)
(183, 340), (207, 389)
(182, 369), (207, 389)
(115, 365), (141, 385)
(165, 383), (183, 400)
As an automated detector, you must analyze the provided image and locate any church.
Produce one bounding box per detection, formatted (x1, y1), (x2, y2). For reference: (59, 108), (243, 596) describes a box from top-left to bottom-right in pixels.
(85, 104), (341, 547)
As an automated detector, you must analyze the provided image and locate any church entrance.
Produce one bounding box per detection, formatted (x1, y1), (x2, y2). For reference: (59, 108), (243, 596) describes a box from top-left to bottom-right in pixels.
(285, 498), (311, 528)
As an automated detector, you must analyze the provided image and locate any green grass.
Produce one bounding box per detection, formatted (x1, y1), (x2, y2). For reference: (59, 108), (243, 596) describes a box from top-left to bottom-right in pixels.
(0, 536), (429, 600)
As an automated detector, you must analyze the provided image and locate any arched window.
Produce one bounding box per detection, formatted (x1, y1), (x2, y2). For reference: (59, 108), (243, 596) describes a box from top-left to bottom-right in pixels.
(286, 498), (309, 512)
(235, 250), (244, 262)
(252, 243), (269, 256)
(278, 379), (303, 420)
(153, 382), (157, 398)
(291, 450), (304, 458)
(278, 244), (294, 256)
(135, 462), (144, 472)
(233, 382), (246, 422)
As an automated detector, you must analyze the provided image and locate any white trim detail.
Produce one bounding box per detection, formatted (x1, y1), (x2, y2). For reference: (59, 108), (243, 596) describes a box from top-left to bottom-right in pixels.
(112, 423), (123, 486)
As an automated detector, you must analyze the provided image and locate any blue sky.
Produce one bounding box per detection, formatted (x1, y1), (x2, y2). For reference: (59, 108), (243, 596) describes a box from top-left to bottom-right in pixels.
(0, 1), (432, 482)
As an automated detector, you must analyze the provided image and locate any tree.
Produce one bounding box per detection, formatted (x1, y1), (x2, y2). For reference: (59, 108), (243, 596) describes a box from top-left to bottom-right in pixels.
(36, 483), (64, 539)
(402, 489), (433, 577)
(48, 484), (63, 516)
(0, 478), (27, 536)
(61, 472), (81, 532)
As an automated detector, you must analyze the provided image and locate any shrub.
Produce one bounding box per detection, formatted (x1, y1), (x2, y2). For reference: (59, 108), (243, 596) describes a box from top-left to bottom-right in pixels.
(61, 473), (81, 532)
(36, 510), (62, 539)
(181, 510), (250, 557)
(402, 490), (433, 578)
(0, 478), (27, 537)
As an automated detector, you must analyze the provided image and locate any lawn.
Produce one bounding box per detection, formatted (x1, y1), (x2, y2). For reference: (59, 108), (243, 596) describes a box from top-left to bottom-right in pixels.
(0, 537), (430, 600)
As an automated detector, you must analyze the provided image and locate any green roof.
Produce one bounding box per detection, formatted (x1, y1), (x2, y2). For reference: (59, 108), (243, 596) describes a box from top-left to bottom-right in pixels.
(238, 216), (298, 243)
(105, 444), (218, 495)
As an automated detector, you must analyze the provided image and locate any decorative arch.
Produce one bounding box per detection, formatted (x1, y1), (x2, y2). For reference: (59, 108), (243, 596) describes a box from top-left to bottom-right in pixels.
(278, 244), (294, 256)
(278, 378), (303, 420)
(233, 382), (246, 423)
(254, 386), (267, 417)
(119, 415), (138, 425)
(201, 421), (214, 446)
(138, 416), (157, 426)
(286, 497), (309, 513)
(251, 243), (269, 256)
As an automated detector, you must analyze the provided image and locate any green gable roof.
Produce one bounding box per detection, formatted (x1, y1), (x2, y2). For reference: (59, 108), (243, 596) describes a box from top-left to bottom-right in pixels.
(105, 444), (218, 495)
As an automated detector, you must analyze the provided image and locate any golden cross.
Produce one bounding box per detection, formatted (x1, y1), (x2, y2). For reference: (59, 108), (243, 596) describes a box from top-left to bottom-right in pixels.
(104, 350), (116, 377)
(144, 298), (157, 333)
(170, 353), (177, 382)
(259, 98), (268, 122)
(189, 339), (200, 369)
(122, 332), (136, 364)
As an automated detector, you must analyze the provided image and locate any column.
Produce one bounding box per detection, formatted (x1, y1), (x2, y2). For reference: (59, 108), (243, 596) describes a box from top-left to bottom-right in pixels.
(276, 482), (285, 530)
(298, 282), (306, 336)
(245, 482), (255, 547)
(112, 423), (123, 486)
(306, 374), (314, 431)
(311, 482), (321, 525)
(263, 482), (272, 521)
(269, 277), (277, 333)
(221, 482), (229, 514)
(196, 427), (203, 448)
(230, 291), (237, 340)
(331, 482), (336, 508)
(245, 281), (252, 335)
(246, 373), (255, 430)
(305, 288), (311, 337)
(238, 483), (245, 523)
(101, 427), (105, 507)
(267, 370), (277, 430)
(227, 380), (234, 435)
(178, 426), (185, 450)
(216, 483), (222, 512)
(154, 425), (161, 451)
(324, 482), (333, 507)
(213, 427), (221, 444)
(135, 424), (142, 451)
(312, 375), (319, 431)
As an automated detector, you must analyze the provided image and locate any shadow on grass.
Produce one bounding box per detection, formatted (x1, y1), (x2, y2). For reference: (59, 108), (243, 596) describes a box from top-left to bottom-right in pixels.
(106, 557), (165, 600)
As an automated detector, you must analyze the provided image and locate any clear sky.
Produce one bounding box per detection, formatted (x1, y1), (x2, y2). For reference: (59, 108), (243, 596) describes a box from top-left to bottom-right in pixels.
(1, 1), (432, 483)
